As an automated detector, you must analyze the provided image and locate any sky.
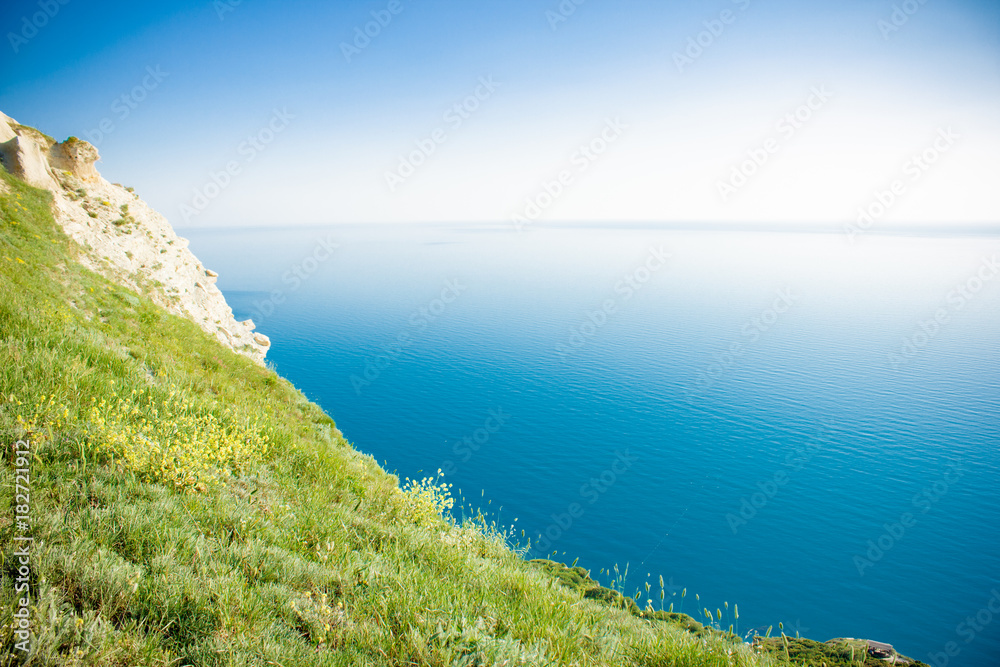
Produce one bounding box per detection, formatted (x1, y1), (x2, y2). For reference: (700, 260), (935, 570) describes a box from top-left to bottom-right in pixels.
(1, 0), (998, 229)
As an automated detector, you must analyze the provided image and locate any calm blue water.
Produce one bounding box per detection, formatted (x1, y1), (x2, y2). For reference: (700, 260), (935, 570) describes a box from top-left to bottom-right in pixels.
(186, 225), (1000, 666)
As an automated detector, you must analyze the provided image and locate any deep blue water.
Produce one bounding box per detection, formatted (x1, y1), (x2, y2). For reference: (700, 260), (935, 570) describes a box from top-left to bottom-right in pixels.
(186, 224), (1000, 667)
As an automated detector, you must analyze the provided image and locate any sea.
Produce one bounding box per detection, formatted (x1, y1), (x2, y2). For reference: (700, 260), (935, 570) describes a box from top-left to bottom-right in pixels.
(184, 223), (1000, 667)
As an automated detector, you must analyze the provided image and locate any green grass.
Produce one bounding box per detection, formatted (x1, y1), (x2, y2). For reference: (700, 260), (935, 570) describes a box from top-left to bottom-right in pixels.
(0, 166), (904, 666)
(753, 637), (929, 667)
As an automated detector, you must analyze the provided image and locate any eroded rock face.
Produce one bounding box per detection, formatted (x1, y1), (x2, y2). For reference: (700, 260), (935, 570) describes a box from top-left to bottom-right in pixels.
(49, 139), (101, 183)
(1, 133), (59, 190)
(0, 110), (270, 365)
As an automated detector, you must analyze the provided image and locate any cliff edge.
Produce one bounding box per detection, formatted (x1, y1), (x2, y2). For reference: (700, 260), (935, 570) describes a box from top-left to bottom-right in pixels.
(0, 110), (269, 364)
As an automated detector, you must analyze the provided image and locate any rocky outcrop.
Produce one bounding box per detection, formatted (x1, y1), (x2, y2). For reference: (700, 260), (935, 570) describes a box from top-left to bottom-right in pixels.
(49, 138), (101, 183)
(1, 132), (57, 190)
(0, 111), (269, 364)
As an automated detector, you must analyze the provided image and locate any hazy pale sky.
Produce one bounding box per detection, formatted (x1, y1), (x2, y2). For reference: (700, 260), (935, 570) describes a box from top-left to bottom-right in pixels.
(1, 0), (998, 228)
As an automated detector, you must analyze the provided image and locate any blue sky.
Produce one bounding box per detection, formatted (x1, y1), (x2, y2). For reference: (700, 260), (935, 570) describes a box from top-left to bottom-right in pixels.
(1, 0), (998, 227)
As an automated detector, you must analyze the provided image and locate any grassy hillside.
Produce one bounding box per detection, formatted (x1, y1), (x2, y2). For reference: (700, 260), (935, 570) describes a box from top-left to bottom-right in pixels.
(0, 166), (906, 666)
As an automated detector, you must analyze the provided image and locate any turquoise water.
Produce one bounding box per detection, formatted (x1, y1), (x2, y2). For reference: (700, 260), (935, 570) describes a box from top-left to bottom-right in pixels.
(187, 225), (1000, 666)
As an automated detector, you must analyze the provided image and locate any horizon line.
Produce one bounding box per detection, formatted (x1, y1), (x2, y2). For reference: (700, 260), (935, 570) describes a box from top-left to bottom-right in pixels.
(175, 220), (1000, 237)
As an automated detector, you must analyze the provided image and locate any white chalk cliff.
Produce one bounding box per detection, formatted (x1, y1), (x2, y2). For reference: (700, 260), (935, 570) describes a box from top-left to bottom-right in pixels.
(0, 111), (269, 364)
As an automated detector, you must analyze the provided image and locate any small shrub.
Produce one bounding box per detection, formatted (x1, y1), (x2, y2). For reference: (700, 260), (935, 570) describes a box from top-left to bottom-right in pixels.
(584, 586), (641, 614)
(287, 591), (347, 649)
(401, 474), (455, 527)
